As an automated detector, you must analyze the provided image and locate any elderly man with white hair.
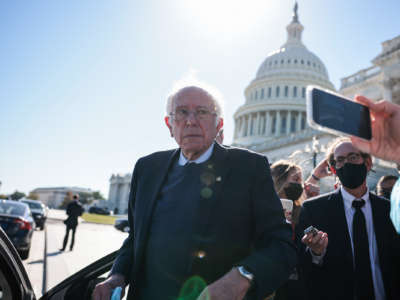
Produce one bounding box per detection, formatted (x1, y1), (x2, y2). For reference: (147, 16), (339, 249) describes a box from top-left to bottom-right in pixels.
(93, 82), (296, 300)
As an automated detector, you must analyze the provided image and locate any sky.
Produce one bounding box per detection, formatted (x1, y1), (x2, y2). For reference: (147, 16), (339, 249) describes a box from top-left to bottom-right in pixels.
(1, 0), (399, 197)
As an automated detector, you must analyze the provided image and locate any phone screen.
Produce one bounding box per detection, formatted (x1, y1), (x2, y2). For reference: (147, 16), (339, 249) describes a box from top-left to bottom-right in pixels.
(312, 88), (372, 140)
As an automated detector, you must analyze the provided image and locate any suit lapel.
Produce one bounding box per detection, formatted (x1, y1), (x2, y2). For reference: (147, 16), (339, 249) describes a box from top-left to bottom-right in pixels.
(195, 143), (231, 237)
(134, 148), (179, 275)
(328, 190), (354, 270)
(370, 194), (389, 279)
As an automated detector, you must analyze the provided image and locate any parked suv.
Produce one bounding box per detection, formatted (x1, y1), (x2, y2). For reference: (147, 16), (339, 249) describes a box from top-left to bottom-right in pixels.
(20, 199), (48, 230)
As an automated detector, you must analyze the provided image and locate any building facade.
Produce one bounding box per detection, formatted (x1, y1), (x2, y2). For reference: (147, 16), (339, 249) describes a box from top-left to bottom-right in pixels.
(340, 35), (400, 105)
(107, 174), (131, 214)
(31, 186), (93, 208)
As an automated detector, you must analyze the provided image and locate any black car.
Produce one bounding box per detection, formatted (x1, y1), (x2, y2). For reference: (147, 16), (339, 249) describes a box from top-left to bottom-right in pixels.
(0, 226), (119, 299)
(0, 200), (35, 259)
(21, 199), (48, 230)
(114, 218), (129, 232)
(88, 206), (110, 215)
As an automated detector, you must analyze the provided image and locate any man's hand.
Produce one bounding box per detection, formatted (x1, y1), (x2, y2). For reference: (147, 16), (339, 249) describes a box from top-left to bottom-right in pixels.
(92, 274), (126, 300)
(301, 231), (328, 256)
(197, 268), (251, 300)
(351, 95), (400, 164)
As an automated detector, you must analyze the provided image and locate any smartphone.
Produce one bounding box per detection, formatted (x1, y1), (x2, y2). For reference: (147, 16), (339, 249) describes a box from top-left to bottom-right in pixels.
(281, 199), (293, 213)
(304, 225), (319, 237)
(306, 86), (372, 140)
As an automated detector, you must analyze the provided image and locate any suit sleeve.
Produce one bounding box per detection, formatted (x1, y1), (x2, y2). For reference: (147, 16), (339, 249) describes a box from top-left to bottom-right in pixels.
(296, 202), (325, 295)
(238, 155), (297, 299)
(110, 160), (140, 282)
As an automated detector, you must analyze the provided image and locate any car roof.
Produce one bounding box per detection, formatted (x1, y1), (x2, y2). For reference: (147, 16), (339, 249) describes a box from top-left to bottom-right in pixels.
(0, 200), (30, 210)
(20, 199), (43, 204)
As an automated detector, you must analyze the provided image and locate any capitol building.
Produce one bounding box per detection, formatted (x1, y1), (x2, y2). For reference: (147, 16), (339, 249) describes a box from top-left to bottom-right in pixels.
(107, 4), (400, 213)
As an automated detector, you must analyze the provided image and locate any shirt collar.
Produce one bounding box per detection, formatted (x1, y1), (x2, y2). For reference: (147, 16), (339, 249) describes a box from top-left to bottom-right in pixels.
(178, 143), (215, 166)
(340, 186), (370, 210)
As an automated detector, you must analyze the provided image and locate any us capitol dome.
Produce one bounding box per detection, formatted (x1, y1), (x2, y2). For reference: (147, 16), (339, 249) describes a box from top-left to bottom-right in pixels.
(232, 4), (336, 168)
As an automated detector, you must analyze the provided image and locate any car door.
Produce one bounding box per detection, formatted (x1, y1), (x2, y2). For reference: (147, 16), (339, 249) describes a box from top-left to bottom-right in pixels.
(0, 226), (120, 300)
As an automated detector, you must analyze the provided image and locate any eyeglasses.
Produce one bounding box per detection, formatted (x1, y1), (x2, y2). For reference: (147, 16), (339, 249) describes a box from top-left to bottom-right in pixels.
(170, 108), (217, 121)
(332, 153), (362, 168)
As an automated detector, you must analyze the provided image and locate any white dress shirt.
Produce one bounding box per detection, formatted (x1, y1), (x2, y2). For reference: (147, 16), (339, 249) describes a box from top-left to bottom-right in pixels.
(340, 187), (385, 300)
(178, 143), (214, 166)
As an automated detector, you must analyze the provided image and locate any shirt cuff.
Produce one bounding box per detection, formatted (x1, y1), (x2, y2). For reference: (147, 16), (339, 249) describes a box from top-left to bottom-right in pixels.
(308, 247), (326, 265)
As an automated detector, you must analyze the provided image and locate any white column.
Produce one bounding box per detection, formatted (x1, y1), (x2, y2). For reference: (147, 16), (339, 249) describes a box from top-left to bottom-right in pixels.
(240, 116), (245, 137)
(255, 112), (260, 135)
(383, 77), (393, 102)
(297, 111), (302, 132)
(286, 111), (291, 134)
(275, 111), (281, 137)
(246, 115), (251, 136)
(264, 112), (269, 136)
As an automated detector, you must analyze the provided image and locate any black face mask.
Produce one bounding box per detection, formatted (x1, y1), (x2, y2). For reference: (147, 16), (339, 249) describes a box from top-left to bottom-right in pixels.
(284, 182), (304, 201)
(336, 162), (368, 189)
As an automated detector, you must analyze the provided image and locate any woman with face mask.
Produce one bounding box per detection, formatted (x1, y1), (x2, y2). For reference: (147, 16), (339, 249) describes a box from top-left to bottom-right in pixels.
(271, 160), (319, 226)
(270, 160), (313, 300)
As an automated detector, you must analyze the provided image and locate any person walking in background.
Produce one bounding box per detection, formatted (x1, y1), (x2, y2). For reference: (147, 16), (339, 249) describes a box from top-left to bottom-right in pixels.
(61, 194), (83, 251)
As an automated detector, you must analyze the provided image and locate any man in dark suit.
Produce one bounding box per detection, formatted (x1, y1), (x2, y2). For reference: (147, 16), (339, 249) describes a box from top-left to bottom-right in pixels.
(298, 137), (400, 300)
(93, 84), (297, 300)
(61, 194), (84, 251)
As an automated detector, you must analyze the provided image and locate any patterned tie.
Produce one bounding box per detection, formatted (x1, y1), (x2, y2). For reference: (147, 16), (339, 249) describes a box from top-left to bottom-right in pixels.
(352, 199), (375, 300)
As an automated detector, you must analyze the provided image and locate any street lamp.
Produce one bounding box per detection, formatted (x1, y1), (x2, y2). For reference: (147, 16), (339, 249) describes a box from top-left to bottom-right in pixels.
(312, 136), (320, 168)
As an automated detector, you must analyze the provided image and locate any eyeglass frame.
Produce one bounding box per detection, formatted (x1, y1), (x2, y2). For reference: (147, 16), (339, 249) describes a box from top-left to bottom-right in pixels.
(330, 152), (365, 168)
(169, 107), (218, 122)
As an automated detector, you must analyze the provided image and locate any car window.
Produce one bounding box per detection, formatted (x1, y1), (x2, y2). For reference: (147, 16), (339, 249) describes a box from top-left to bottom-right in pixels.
(22, 201), (42, 210)
(0, 203), (25, 217)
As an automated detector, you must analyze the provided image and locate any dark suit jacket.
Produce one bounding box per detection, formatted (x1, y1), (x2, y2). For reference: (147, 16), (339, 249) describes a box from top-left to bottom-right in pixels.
(64, 200), (83, 228)
(111, 143), (297, 300)
(297, 189), (400, 300)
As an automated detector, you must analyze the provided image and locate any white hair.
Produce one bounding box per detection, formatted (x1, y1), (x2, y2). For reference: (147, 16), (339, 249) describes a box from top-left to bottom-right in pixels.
(166, 78), (224, 124)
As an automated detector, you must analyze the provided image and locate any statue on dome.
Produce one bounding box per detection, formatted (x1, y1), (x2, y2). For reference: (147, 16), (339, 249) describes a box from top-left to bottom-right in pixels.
(293, 1), (299, 22)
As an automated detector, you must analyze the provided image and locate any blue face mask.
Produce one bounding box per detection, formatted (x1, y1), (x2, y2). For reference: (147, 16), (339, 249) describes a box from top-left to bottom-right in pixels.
(336, 162), (367, 189)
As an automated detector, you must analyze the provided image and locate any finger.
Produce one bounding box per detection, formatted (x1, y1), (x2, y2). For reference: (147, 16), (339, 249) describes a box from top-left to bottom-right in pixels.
(350, 136), (371, 153)
(302, 235), (310, 244)
(311, 232), (323, 244)
(354, 95), (377, 109)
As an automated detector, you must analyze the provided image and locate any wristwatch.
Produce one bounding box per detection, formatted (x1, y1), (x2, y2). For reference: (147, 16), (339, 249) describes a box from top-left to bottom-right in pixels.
(237, 266), (254, 284)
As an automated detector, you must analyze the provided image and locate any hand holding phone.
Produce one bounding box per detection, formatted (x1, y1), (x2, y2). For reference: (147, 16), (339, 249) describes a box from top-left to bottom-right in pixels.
(302, 226), (328, 256)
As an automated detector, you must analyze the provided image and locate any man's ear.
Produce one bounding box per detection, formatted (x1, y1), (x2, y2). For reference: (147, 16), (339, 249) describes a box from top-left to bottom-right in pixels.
(216, 117), (224, 131)
(365, 156), (373, 172)
(165, 116), (173, 137)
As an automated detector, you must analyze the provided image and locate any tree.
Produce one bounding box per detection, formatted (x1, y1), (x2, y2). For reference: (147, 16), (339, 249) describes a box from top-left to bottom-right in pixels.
(60, 191), (73, 209)
(10, 191), (26, 200)
(78, 192), (93, 205)
(0, 194), (8, 199)
(92, 191), (105, 200)
(28, 192), (39, 200)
